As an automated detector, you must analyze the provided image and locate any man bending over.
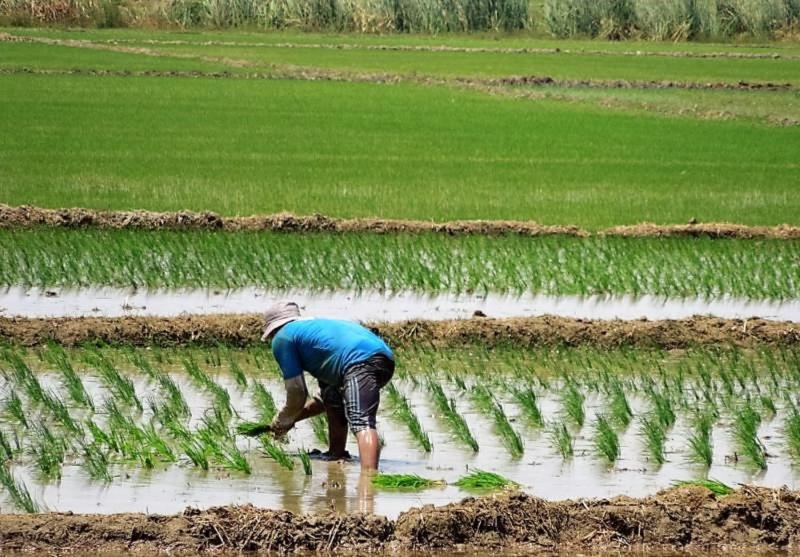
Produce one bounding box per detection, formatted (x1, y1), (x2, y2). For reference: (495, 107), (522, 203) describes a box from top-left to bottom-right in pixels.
(262, 301), (395, 471)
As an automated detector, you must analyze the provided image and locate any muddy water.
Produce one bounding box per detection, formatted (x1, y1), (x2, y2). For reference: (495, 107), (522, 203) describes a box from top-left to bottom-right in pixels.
(3, 367), (799, 520)
(2, 286), (799, 322)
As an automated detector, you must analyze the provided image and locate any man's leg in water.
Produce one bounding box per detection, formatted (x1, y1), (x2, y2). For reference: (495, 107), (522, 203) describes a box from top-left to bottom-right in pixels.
(326, 404), (348, 458)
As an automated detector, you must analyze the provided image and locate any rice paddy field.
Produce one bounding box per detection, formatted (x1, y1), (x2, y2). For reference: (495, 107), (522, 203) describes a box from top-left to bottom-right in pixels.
(1, 12), (800, 556)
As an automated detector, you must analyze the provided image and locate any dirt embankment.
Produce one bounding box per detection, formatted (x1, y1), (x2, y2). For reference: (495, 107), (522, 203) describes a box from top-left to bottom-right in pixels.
(3, 204), (800, 239)
(1, 487), (799, 554)
(1, 314), (798, 349)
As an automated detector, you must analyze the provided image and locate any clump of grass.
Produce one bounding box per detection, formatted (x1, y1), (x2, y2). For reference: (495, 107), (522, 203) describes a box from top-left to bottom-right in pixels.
(252, 381), (277, 423)
(298, 448), (312, 476)
(429, 380), (479, 452)
(180, 437), (210, 470)
(673, 479), (734, 496)
(733, 404), (767, 469)
(594, 414), (620, 463)
(548, 421), (573, 460)
(561, 383), (585, 428)
(454, 469), (517, 490)
(513, 387), (544, 428)
(472, 385), (523, 458)
(372, 473), (445, 490)
(260, 436), (294, 471)
(639, 414), (667, 465)
(5, 390), (28, 428)
(385, 383), (432, 452)
(0, 464), (40, 513)
(236, 421), (272, 437)
(648, 388), (676, 429)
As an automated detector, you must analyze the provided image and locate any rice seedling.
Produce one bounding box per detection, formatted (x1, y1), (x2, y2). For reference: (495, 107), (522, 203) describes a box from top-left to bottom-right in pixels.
(309, 414), (330, 446)
(41, 390), (82, 436)
(648, 388), (676, 429)
(594, 414), (620, 463)
(298, 448), (312, 476)
(607, 381), (633, 429)
(4, 390), (28, 428)
(733, 404), (767, 469)
(371, 473), (445, 490)
(83, 350), (142, 411)
(260, 436), (294, 471)
(228, 356), (248, 388)
(513, 387), (544, 429)
(81, 442), (112, 482)
(196, 407), (250, 473)
(760, 395), (777, 420)
(639, 415), (667, 465)
(454, 469), (517, 490)
(156, 373), (190, 418)
(687, 412), (714, 467)
(786, 408), (800, 463)
(472, 385), (523, 458)
(385, 383), (432, 453)
(0, 464), (39, 513)
(183, 357), (233, 418)
(3, 351), (46, 405)
(0, 429), (15, 461)
(235, 421), (272, 437)
(181, 437), (210, 471)
(252, 381), (277, 423)
(428, 380), (479, 452)
(560, 383), (585, 428)
(44, 343), (93, 410)
(673, 479), (734, 496)
(29, 423), (66, 480)
(86, 419), (118, 452)
(548, 421), (573, 460)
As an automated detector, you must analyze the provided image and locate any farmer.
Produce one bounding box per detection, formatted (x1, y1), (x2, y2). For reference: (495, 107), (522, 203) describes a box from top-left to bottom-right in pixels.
(262, 301), (395, 471)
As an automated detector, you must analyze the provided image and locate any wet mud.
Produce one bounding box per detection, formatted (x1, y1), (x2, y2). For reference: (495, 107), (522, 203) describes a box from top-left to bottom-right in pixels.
(1, 314), (798, 348)
(3, 204), (800, 239)
(1, 486), (799, 554)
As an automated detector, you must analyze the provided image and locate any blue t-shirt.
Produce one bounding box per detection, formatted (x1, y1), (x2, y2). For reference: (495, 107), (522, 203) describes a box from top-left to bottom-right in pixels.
(271, 318), (393, 387)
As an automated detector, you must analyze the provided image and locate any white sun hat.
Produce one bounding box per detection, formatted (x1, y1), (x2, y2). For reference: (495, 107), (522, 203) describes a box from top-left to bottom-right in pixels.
(261, 301), (301, 341)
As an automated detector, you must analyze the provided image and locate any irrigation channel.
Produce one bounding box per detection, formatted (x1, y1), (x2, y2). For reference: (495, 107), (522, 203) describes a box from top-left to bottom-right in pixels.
(2, 286), (800, 322)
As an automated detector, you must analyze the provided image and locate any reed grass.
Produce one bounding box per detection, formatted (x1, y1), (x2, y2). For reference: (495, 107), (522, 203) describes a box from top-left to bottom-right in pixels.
(372, 473), (445, 489)
(454, 469), (517, 489)
(548, 421), (573, 460)
(385, 383), (432, 453)
(0, 464), (40, 513)
(429, 380), (479, 452)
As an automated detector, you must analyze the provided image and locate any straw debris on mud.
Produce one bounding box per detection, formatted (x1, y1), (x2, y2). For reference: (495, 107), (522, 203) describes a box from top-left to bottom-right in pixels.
(1, 314), (798, 349)
(1, 487), (799, 553)
(2, 204), (800, 239)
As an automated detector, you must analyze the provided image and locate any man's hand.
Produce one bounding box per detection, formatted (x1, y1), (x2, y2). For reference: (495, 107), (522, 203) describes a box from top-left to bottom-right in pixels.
(269, 418), (294, 439)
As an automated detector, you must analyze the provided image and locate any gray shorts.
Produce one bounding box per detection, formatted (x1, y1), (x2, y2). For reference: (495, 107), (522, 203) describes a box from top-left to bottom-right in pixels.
(318, 354), (395, 434)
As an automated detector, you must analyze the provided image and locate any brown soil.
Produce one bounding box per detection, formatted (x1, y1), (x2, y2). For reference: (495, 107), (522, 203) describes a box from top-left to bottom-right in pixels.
(3, 204), (800, 239)
(1, 314), (798, 349)
(1, 486), (799, 554)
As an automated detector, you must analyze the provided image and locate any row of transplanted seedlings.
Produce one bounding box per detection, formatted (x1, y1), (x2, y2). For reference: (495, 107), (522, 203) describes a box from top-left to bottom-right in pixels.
(2, 343), (800, 511)
(0, 343), (324, 512)
(389, 344), (800, 470)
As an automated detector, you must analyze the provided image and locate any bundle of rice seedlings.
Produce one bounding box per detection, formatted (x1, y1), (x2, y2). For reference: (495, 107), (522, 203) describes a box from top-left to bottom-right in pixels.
(454, 469), (517, 489)
(673, 478), (734, 496)
(372, 473), (445, 489)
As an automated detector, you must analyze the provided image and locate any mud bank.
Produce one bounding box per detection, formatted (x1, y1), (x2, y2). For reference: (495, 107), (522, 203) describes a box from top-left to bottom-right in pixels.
(1, 314), (798, 348)
(1, 487), (799, 554)
(3, 205), (800, 239)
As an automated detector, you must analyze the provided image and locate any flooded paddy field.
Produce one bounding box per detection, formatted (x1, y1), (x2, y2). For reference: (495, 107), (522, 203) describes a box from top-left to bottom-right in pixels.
(1, 343), (800, 520)
(2, 286), (800, 323)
